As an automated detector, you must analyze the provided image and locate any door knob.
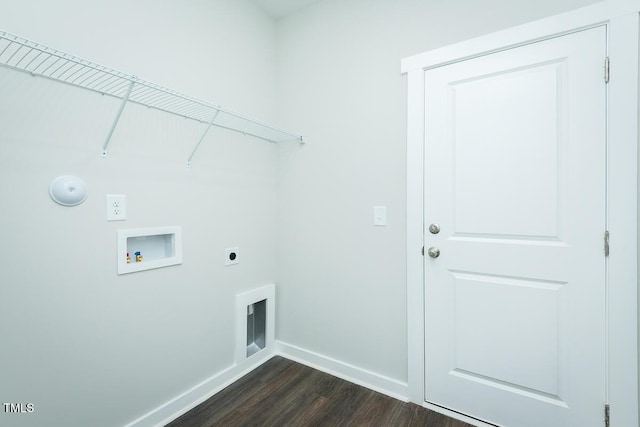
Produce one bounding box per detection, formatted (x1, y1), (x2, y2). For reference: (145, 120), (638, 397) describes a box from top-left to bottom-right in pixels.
(429, 223), (440, 234)
(427, 247), (440, 258)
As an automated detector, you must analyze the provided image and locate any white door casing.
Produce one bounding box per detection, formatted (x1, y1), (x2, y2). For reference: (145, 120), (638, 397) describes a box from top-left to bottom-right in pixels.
(424, 26), (605, 427)
(403, 2), (639, 427)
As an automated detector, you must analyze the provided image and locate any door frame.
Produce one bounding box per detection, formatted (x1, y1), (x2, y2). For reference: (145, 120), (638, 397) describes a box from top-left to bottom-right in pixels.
(402, 1), (639, 426)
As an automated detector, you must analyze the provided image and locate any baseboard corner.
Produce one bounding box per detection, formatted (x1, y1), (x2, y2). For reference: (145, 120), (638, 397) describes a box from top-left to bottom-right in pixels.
(275, 340), (409, 402)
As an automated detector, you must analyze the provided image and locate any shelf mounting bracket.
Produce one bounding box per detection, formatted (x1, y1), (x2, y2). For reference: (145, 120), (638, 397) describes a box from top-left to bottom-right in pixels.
(102, 78), (136, 157)
(186, 109), (220, 167)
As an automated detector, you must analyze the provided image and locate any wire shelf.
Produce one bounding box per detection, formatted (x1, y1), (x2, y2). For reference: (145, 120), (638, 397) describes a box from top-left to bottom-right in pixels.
(0, 30), (305, 164)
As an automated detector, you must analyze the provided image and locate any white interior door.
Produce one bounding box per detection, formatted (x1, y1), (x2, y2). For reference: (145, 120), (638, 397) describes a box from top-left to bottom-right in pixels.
(423, 26), (607, 427)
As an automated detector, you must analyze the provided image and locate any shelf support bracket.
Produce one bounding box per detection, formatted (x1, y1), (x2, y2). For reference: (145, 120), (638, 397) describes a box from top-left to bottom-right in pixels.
(186, 110), (220, 167)
(102, 78), (136, 157)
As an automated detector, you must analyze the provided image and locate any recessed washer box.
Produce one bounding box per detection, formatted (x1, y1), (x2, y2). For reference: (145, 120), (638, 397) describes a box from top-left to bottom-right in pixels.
(117, 226), (182, 274)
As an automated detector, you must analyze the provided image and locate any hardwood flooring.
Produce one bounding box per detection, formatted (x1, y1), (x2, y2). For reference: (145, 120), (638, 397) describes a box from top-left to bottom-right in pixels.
(165, 356), (476, 427)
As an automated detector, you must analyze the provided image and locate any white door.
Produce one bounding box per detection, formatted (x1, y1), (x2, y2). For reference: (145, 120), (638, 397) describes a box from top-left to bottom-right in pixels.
(424, 26), (607, 427)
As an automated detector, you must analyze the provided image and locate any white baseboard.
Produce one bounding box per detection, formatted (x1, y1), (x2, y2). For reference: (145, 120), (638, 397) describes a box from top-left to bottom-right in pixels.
(275, 340), (409, 402)
(124, 348), (276, 427)
(126, 341), (411, 427)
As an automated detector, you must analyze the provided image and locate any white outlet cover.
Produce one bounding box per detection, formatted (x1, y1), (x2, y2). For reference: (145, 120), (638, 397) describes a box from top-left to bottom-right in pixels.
(107, 194), (127, 221)
(225, 247), (239, 266)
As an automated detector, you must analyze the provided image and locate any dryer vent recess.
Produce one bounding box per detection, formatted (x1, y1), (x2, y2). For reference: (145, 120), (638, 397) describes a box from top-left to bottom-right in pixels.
(225, 247), (239, 266)
(246, 299), (267, 357)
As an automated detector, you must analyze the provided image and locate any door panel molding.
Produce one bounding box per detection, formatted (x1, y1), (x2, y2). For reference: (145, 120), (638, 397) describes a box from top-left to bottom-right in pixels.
(403, 2), (638, 426)
(424, 26), (605, 426)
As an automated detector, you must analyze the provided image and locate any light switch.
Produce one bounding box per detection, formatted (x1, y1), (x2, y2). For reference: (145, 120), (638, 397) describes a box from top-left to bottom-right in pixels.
(374, 206), (387, 226)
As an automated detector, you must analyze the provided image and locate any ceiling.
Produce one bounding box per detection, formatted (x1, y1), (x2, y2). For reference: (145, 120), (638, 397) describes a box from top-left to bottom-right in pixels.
(249, 0), (323, 19)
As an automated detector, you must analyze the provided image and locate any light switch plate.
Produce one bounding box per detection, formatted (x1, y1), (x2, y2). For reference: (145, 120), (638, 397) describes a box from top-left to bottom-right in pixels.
(374, 206), (387, 226)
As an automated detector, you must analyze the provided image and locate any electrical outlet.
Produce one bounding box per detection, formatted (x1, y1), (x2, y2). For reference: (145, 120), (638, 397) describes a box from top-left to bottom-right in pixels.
(225, 247), (239, 266)
(106, 194), (127, 221)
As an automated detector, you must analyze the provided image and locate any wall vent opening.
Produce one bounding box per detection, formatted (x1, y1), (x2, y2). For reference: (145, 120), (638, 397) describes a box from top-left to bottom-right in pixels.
(246, 299), (267, 357)
(235, 284), (275, 363)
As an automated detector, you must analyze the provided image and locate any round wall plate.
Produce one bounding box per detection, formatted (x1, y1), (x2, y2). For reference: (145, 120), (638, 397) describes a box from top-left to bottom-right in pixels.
(49, 175), (88, 207)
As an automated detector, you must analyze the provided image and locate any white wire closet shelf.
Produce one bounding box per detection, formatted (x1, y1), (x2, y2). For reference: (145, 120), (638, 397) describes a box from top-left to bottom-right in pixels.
(0, 30), (306, 166)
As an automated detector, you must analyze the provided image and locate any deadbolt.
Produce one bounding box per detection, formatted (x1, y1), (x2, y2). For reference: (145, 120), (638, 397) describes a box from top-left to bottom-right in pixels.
(429, 223), (440, 234)
(427, 247), (440, 258)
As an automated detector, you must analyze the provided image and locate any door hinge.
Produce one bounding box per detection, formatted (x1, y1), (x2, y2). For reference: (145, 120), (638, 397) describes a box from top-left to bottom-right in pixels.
(605, 403), (610, 427)
(422, 246), (424, 256)
(605, 231), (610, 257)
(604, 57), (610, 83)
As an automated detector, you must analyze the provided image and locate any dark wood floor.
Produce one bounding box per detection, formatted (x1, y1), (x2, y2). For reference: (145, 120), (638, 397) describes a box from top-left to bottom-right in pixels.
(166, 356), (476, 427)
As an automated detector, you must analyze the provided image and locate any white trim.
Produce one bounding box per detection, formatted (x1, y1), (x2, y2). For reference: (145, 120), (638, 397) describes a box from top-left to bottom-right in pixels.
(126, 341), (410, 426)
(124, 348), (276, 427)
(401, 0), (640, 73)
(606, 11), (639, 426)
(406, 69), (426, 404)
(403, 1), (639, 425)
(275, 341), (409, 402)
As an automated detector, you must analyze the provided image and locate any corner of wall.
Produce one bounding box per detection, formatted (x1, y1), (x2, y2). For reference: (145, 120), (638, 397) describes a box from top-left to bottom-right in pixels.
(275, 340), (409, 402)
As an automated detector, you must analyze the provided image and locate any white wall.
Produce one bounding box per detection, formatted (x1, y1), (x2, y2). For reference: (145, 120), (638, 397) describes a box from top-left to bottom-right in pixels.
(0, 1), (278, 426)
(1, 1), (615, 425)
(275, 0), (604, 386)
